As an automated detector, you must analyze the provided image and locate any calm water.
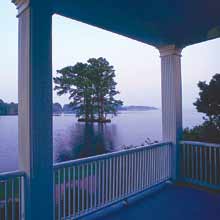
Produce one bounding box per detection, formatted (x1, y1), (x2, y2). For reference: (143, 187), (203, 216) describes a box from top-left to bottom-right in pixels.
(0, 110), (203, 172)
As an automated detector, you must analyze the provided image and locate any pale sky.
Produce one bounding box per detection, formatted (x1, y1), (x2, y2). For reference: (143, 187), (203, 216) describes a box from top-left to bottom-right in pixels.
(1, 1), (220, 109)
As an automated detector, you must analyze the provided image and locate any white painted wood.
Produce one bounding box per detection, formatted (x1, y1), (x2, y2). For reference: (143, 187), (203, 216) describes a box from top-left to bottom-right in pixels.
(53, 142), (172, 220)
(12, 0), (29, 16)
(159, 45), (183, 179)
(13, 1), (53, 220)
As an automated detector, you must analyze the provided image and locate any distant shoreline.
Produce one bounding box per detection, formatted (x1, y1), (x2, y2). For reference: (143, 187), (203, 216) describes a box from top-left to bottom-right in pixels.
(0, 109), (159, 117)
(0, 100), (158, 116)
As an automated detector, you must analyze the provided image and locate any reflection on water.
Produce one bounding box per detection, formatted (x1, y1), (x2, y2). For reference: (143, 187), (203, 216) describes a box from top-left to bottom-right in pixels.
(0, 110), (204, 172)
(55, 123), (117, 163)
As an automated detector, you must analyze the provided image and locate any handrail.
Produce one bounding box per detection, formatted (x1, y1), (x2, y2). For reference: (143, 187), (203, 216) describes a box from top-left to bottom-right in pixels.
(0, 142), (172, 175)
(0, 170), (25, 181)
(180, 141), (220, 148)
(54, 141), (172, 169)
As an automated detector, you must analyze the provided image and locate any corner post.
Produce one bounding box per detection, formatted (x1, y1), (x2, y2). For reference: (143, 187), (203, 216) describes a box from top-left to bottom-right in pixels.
(12, 0), (53, 220)
(158, 45), (183, 180)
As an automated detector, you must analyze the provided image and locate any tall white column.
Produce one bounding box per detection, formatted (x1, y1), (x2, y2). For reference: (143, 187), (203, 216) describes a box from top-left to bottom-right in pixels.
(13, 1), (53, 220)
(159, 45), (183, 179)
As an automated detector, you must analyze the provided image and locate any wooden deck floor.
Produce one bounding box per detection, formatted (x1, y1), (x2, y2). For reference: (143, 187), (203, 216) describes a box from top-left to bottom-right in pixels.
(88, 184), (220, 220)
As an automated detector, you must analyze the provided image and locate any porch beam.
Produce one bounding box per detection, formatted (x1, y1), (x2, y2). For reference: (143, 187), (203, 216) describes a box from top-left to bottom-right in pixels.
(159, 45), (183, 180)
(13, 0), (53, 220)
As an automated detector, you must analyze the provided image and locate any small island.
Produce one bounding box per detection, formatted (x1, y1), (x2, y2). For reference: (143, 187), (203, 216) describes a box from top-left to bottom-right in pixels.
(54, 57), (123, 123)
(0, 99), (18, 115)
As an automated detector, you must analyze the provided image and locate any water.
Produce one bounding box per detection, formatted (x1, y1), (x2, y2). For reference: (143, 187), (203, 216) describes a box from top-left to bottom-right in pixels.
(0, 110), (203, 172)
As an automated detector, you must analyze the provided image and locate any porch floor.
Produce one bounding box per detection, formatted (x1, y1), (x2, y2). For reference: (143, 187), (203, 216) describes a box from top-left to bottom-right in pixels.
(93, 184), (220, 220)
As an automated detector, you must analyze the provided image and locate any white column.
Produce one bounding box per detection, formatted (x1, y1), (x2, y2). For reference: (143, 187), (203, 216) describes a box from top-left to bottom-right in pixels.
(13, 1), (53, 220)
(159, 45), (183, 179)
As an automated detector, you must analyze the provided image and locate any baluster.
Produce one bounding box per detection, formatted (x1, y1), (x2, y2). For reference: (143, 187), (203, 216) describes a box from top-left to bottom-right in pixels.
(191, 145), (194, 180)
(86, 164), (89, 210)
(94, 161), (97, 208)
(18, 177), (21, 220)
(131, 153), (134, 192)
(68, 167), (71, 217)
(82, 165), (84, 212)
(90, 163), (93, 209)
(58, 170), (61, 220)
(214, 147), (217, 185)
(98, 160), (101, 206)
(183, 144), (186, 178)
(102, 160), (105, 205)
(109, 158), (112, 201)
(112, 157), (115, 200)
(195, 146), (198, 180)
(11, 179), (15, 220)
(105, 160), (109, 203)
(204, 147), (208, 184)
(77, 166), (80, 215)
(209, 147), (212, 184)
(72, 166), (76, 217)
(63, 168), (66, 218)
(200, 146), (203, 182)
(186, 144), (190, 179)
(5, 180), (8, 220)
(53, 172), (56, 220)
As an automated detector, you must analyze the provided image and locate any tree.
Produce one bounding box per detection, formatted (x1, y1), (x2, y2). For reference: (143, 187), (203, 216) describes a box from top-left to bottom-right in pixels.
(54, 63), (91, 120)
(0, 99), (18, 115)
(53, 103), (63, 114)
(0, 99), (7, 115)
(54, 57), (122, 122)
(183, 74), (220, 143)
(87, 58), (122, 120)
(194, 73), (220, 130)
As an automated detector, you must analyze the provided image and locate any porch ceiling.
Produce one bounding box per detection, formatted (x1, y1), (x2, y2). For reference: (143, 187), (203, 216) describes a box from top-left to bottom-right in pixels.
(53, 0), (220, 47)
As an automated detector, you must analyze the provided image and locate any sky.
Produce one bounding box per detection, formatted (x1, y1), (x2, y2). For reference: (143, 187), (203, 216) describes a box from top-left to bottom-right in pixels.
(1, 1), (220, 109)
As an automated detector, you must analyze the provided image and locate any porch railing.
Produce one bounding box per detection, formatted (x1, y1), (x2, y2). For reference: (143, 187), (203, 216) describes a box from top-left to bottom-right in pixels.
(53, 142), (173, 220)
(0, 171), (25, 220)
(180, 141), (220, 190)
(2, 141), (220, 220)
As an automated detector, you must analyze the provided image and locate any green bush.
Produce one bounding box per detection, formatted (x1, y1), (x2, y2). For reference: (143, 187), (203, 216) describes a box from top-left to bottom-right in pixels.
(183, 120), (220, 144)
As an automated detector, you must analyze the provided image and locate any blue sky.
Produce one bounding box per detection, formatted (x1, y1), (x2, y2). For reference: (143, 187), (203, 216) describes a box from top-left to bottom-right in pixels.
(1, 1), (220, 109)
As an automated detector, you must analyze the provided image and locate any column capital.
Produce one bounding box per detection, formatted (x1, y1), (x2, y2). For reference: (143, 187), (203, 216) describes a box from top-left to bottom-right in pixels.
(158, 45), (182, 57)
(12, 0), (29, 16)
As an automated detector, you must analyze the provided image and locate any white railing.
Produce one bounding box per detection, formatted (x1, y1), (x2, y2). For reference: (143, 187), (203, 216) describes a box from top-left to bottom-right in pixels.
(0, 171), (26, 220)
(180, 141), (220, 190)
(53, 142), (173, 220)
(1, 141), (219, 220)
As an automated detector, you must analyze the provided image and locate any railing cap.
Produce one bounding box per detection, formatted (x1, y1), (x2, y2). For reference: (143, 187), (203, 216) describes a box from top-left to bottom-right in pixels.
(53, 141), (172, 170)
(180, 140), (220, 148)
(0, 170), (26, 181)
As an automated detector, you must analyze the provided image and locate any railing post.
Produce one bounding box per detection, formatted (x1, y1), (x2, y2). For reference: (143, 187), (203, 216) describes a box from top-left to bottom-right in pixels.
(158, 45), (183, 181)
(12, 1), (53, 220)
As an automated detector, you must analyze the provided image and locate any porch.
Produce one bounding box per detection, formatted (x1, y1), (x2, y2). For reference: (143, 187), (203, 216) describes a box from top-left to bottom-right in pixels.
(1, 0), (220, 219)
(0, 141), (220, 219)
(93, 184), (220, 220)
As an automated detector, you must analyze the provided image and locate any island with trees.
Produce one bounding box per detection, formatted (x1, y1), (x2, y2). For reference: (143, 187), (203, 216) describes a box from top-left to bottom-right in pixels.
(0, 99), (18, 115)
(54, 57), (123, 123)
